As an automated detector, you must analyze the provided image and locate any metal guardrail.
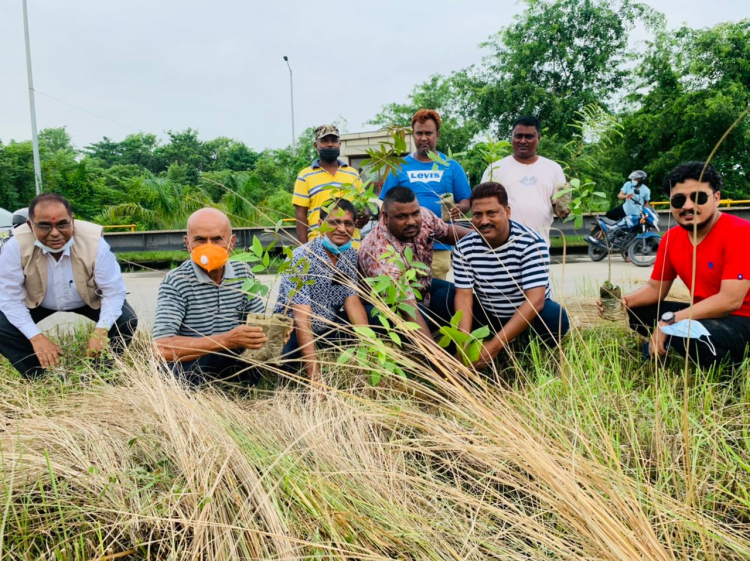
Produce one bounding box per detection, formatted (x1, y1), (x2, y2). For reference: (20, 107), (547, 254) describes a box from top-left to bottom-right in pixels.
(102, 207), (750, 254)
(102, 224), (136, 232)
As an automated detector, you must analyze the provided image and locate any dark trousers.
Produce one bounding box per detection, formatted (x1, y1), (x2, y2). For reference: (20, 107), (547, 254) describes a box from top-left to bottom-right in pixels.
(365, 277), (456, 330)
(628, 301), (750, 368)
(466, 296), (570, 347)
(169, 351), (259, 386)
(0, 301), (138, 378)
(280, 309), (352, 372)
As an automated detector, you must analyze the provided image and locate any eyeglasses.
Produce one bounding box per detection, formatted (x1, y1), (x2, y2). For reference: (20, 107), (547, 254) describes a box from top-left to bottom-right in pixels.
(32, 221), (72, 233)
(327, 219), (355, 229)
(670, 192), (710, 209)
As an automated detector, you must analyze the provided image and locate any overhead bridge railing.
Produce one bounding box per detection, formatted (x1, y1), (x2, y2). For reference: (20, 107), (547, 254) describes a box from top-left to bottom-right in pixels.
(651, 199), (750, 208)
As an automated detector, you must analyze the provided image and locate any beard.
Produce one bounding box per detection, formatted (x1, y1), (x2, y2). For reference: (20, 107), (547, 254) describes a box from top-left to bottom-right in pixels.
(677, 210), (716, 232)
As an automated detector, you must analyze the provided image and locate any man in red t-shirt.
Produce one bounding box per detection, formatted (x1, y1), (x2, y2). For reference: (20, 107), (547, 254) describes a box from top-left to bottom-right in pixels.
(600, 162), (750, 368)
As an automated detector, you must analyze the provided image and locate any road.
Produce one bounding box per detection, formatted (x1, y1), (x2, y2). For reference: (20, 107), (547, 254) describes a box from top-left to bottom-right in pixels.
(37, 255), (672, 334)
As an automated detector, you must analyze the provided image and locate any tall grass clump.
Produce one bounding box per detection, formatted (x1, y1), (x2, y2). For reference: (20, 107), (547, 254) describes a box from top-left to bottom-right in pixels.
(0, 320), (748, 559)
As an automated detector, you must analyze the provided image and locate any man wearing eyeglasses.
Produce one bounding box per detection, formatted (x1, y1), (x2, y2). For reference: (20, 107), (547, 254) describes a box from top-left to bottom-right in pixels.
(600, 162), (750, 368)
(0, 193), (137, 377)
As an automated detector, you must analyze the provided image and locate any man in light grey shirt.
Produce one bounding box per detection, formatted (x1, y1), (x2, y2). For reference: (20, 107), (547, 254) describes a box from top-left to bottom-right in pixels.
(0, 193), (137, 378)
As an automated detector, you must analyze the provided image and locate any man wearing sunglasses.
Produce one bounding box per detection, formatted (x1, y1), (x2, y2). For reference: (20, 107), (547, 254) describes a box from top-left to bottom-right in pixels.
(602, 162), (750, 368)
(0, 193), (137, 377)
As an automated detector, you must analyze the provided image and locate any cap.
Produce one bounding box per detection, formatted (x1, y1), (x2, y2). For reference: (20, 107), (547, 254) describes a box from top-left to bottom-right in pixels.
(314, 124), (340, 141)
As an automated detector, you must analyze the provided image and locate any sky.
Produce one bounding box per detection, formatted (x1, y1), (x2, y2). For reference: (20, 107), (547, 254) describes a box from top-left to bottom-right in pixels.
(0, 0), (747, 152)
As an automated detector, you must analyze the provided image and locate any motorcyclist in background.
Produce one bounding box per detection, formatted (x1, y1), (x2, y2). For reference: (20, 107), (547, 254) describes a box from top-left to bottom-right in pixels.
(607, 170), (656, 233)
(605, 170), (650, 221)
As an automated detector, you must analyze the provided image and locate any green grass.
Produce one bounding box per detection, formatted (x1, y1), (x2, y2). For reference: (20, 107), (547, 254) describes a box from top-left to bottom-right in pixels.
(550, 234), (587, 248)
(116, 250), (190, 264)
(0, 324), (748, 559)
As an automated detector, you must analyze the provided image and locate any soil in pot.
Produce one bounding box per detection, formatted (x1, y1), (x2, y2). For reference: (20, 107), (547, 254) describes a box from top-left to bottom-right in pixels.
(242, 313), (294, 363)
(600, 281), (623, 322)
(440, 193), (456, 221)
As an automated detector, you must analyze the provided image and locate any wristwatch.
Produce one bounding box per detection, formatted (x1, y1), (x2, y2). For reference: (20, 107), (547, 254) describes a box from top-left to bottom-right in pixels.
(660, 311), (676, 325)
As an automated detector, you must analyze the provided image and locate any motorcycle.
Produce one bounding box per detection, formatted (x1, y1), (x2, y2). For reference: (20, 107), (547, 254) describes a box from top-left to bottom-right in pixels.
(585, 204), (661, 267)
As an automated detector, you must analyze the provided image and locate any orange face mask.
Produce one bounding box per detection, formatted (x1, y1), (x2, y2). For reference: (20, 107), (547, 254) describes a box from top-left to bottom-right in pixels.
(191, 243), (229, 272)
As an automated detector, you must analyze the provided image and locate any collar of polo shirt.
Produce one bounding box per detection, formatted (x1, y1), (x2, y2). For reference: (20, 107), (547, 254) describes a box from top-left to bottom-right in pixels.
(190, 258), (235, 283)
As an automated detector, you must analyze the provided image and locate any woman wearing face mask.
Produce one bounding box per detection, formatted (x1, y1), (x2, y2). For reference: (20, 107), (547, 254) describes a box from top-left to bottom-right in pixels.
(274, 199), (369, 382)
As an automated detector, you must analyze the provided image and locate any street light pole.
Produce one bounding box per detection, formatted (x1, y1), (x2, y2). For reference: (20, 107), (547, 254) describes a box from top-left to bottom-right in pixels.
(283, 55), (296, 154)
(22, 0), (43, 195)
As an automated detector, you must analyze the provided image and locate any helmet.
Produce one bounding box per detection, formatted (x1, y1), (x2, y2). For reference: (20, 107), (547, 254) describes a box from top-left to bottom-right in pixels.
(11, 208), (29, 228)
(628, 170), (647, 182)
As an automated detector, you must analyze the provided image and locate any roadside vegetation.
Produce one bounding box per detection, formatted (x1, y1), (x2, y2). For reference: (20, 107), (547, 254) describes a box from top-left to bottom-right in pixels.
(2, 2), (748, 230)
(0, 317), (748, 559)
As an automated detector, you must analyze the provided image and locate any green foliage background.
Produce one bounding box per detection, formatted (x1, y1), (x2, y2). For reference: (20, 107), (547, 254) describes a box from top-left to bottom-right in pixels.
(1, 0), (748, 226)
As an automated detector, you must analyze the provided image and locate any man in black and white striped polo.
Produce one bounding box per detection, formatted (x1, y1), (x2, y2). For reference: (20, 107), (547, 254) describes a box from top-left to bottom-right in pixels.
(153, 208), (268, 383)
(453, 182), (569, 368)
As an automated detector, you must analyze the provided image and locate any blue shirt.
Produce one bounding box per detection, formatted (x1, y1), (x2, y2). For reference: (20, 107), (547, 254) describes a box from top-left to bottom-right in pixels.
(273, 237), (358, 334)
(380, 152), (471, 251)
(621, 182), (650, 216)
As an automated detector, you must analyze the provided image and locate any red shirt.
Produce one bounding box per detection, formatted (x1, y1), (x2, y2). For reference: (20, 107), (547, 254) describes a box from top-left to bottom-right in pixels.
(651, 213), (750, 317)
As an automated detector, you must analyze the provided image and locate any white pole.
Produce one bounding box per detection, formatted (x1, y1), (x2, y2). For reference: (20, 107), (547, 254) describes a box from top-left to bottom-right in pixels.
(283, 56), (296, 154)
(22, 0), (43, 195)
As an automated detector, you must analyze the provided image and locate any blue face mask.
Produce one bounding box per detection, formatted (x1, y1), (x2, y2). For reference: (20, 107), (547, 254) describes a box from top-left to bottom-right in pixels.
(321, 235), (352, 255)
(660, 319), (717, 356)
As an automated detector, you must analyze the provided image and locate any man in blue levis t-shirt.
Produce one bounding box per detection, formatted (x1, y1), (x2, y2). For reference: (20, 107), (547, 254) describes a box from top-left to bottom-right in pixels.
(379, 109), (471, 280)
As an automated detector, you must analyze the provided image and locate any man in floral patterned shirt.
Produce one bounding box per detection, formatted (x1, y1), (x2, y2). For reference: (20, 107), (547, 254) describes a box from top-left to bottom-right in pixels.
(359, 186), (471, 342)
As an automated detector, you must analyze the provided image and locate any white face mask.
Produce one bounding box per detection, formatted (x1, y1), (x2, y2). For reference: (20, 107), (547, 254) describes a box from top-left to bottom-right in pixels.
(34, 237), (75, 254)
(660, 319), (717, 356)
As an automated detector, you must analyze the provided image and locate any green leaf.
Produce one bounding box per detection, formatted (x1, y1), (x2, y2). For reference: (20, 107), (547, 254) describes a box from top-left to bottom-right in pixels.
(377, 314), (391, 330)
(251, 264), (266, 273)
(262, 252), (270, 267)
(450, 310), (463, 328)
(353, 326), (377, 339)
(388, 332), (402, 346)
(337, 348), (355, 364)
(252, 236), (263, 258)
(471, 325), (491, 340)
(467, 340), (482, 363)
(401, 321), (421, 331)
(231, 252), (258, 263)
(370, 370), (382, 386)
(397, 303), (416, 316)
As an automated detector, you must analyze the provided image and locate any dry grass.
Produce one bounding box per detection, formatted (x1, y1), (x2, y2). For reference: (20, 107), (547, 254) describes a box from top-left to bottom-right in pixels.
(0, 325), (748, 559)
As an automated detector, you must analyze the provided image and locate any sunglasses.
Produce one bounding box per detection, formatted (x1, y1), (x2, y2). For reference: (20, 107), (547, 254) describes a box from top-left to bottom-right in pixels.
(670, 191), (710, 209)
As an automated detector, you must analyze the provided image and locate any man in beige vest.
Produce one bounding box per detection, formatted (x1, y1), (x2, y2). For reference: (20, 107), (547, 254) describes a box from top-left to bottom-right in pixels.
(0, 193), (137, 378)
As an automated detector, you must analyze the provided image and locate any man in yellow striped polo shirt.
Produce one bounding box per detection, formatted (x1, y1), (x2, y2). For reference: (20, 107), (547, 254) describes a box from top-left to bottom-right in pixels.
(293, 125), (368, 246)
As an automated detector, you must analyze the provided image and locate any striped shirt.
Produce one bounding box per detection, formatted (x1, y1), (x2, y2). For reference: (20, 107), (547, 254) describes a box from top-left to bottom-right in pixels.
(453, 221), (551, 320)
(153, 259), (265, 339)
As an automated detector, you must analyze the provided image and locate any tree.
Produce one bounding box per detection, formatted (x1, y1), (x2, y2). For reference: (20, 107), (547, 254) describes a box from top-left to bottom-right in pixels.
(153, 128), (207, 183)
(469, 0), (662, 139)
(369, 73), (480, 154)
(0, 140), (36, 211)
(606, 20), (750, 199)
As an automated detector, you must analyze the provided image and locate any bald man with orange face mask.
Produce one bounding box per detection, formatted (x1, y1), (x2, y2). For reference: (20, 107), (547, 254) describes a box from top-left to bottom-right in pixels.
(152, 208), (269, 384)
